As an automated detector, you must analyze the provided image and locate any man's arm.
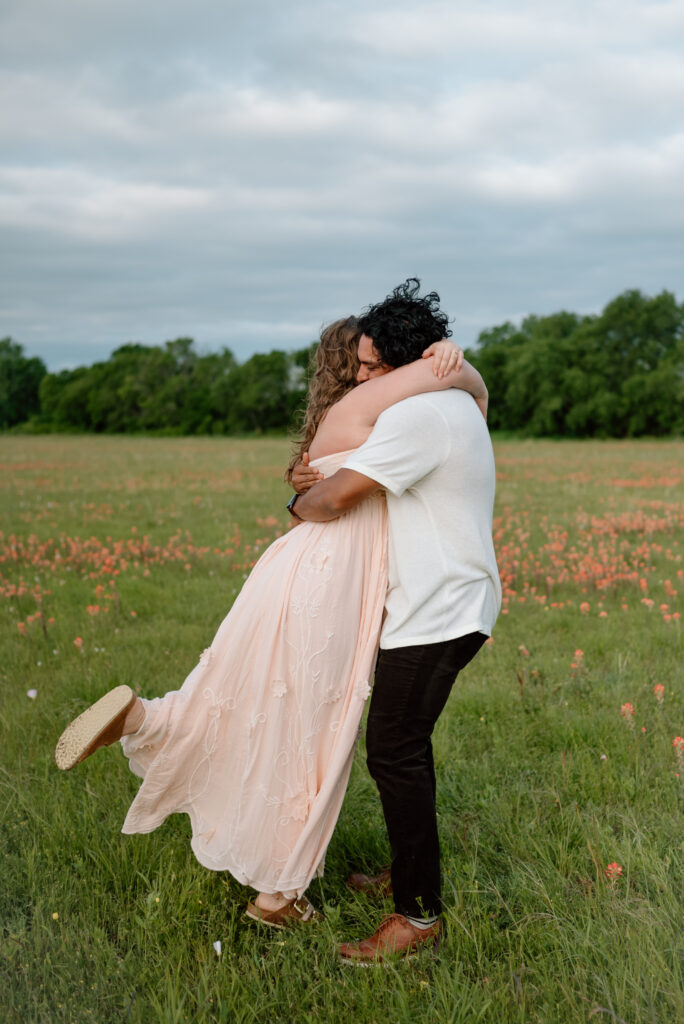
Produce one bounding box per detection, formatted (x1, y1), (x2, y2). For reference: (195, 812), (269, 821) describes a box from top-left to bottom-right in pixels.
(292, 469), (380, 522)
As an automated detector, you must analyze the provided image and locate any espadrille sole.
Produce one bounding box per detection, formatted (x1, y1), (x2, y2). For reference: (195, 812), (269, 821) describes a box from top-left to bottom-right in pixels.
(55, 685), (136, 771)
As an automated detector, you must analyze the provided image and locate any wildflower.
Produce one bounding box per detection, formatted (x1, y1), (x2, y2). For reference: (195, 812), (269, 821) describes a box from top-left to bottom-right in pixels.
(620, 703), (635, 729)
(571, 649), (584, 672)
(604, 862), (623, 881)
(519, 645), (530, 657)
(600, 754), (607, 760)
(673, 737), (684, 769)
(73, 637), (84, 649)
(653, 684), (665, 705)
(17, 622), (26, 635)
(52, 912), (59, 920)
(27, 689), (38, 699)
(599, 611), (608, 618)
(579, 602), (590, 614)
(130, 610), (137, 617)
(213, 941), (222, 956)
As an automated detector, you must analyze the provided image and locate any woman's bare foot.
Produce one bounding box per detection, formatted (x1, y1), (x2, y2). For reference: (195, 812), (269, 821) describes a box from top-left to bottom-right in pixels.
(246, 892), (320, 928)
(254, 891), (292, 912)
(122, 698), (145, 735)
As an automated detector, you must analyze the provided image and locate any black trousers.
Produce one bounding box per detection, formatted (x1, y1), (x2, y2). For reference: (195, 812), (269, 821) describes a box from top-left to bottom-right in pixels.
(366, 631), (486, 919)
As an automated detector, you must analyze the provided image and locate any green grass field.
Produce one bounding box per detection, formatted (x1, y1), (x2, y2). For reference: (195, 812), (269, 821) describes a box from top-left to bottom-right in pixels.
(1, 435), (682, 1024)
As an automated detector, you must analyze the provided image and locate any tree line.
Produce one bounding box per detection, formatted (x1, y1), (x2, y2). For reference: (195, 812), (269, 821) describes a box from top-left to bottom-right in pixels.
(0, 337), (314, 435)
(1, 289), (682, 437)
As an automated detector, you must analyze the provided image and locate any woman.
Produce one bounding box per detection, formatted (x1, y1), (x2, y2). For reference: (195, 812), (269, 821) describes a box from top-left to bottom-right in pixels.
(55, 316), (487, 927)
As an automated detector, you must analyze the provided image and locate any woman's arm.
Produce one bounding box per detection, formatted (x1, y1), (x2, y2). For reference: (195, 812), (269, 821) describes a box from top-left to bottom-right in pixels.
(322, 354), (487, 437)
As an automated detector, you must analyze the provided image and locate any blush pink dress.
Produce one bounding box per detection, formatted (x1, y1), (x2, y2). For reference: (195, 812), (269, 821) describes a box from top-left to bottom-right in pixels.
(120, 449), (388, 898)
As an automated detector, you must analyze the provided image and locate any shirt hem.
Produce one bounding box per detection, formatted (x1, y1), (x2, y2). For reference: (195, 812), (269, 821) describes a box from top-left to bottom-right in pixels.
(380, 621), (494, 650)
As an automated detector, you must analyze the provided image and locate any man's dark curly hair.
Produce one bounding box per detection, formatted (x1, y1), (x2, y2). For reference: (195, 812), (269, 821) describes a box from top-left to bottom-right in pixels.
(357, 278), (452, 368)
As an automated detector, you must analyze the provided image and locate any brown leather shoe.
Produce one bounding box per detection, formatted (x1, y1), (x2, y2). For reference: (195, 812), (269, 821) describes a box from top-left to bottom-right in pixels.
(346, 868), (393, 897)
(55, 685), (137, 771)
(339, 913), (442, 965)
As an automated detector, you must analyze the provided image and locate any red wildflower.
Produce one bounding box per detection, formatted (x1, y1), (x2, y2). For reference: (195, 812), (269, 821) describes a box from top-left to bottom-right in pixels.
(620, 703), (635, 729)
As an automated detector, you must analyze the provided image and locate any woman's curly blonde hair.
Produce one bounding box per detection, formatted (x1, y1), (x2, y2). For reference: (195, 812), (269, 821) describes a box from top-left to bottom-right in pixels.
(285, 316), (361, 484)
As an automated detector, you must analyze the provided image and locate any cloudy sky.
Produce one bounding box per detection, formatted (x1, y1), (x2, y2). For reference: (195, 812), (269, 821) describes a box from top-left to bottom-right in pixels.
(1, 0), (683, 370)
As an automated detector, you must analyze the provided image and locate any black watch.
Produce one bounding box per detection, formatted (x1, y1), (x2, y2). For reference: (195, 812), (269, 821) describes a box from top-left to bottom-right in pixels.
(286, 493), (302, 520)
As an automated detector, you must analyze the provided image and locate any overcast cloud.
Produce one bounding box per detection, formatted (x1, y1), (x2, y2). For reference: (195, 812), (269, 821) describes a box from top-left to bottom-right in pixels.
(1, 0), (683, 369)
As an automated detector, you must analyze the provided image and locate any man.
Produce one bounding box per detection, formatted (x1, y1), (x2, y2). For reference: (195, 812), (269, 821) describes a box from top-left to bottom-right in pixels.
(290, 279), (501, 964)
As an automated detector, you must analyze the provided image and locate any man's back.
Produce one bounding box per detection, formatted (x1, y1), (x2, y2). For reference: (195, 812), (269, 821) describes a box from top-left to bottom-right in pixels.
(344, 389), (501, 649)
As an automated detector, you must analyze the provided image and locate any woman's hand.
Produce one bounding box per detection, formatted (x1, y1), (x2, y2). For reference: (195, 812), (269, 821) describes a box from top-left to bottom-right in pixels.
(292, 452), (324, 494)
(422, 340), (463, 378)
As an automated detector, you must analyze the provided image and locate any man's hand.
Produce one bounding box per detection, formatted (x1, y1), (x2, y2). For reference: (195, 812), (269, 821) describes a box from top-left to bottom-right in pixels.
(292, 451), (324, 494)
(422, 340), (463, 378)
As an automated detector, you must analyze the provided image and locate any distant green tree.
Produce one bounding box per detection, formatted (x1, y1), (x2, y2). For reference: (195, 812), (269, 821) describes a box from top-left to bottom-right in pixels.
(216, 351), (296, 433)
(469, 289), (683, 437)
(564, 290), (683, 436)
(0, 338), (46, 428)
(467, 323), (523, 431)
(503, 312), (584, 436)
(39, 368), (93, 430)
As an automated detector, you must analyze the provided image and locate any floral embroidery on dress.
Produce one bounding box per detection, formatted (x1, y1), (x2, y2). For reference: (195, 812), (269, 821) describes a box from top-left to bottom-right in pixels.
(354, 679), (371, 701)
(272, 679), (287, 698)
(202, 686), (236, 716)
(290, 793), (310, 822)
(199, 647), (213, 665)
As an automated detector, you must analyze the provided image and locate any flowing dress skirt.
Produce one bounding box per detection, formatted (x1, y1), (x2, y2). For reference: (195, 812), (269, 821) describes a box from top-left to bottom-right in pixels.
(120, 450), (388, 897)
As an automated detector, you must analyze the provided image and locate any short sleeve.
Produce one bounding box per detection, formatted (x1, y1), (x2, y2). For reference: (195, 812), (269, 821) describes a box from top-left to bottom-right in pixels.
(343, 397), (450, 497)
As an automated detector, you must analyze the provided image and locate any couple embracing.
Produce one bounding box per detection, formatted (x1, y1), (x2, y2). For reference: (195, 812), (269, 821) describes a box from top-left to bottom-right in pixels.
(56, 279), (501, 965)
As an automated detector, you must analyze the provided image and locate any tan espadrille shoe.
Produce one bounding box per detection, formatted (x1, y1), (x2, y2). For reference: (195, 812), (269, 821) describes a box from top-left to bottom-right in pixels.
(55, 685), (137, 771)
